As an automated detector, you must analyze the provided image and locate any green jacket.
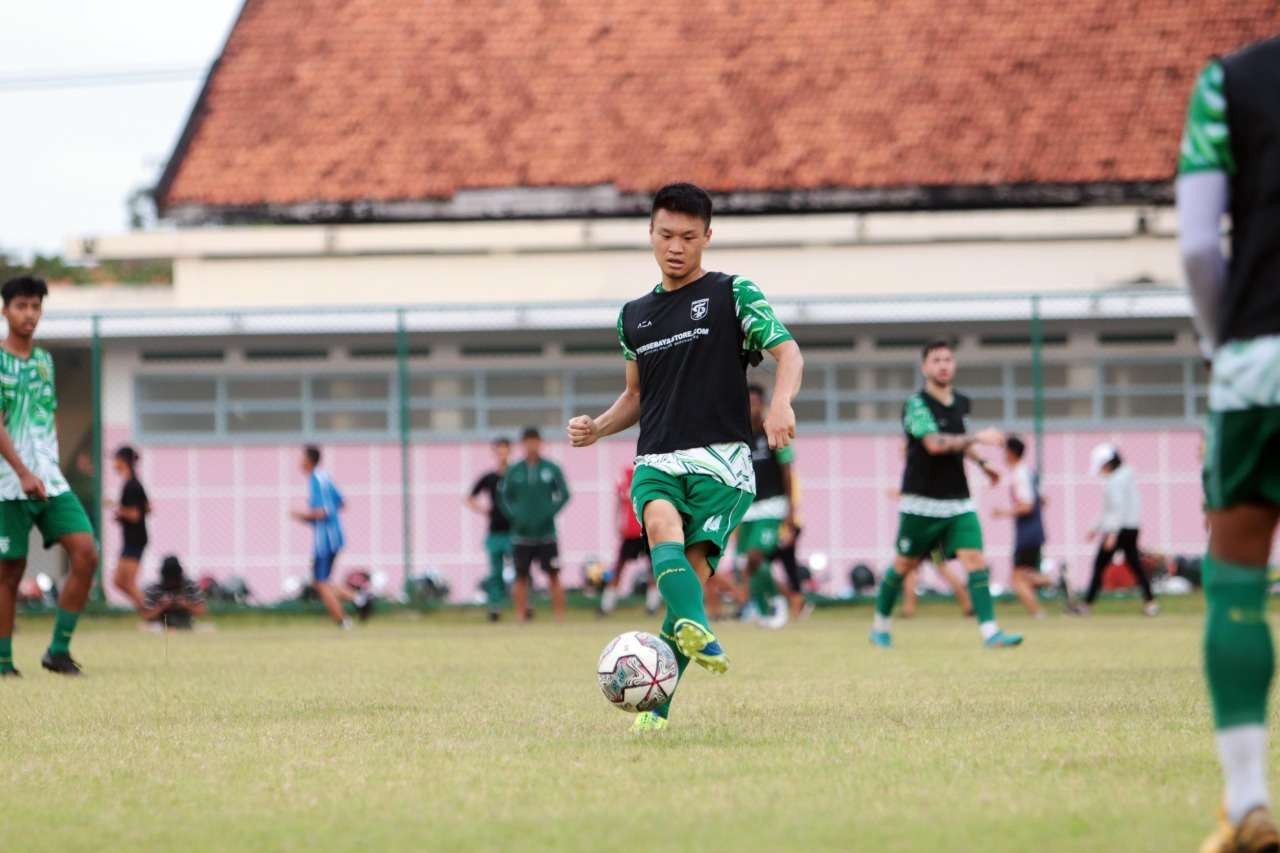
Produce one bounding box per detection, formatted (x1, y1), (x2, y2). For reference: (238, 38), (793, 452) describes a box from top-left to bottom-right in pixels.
(498, 457), (570, 542)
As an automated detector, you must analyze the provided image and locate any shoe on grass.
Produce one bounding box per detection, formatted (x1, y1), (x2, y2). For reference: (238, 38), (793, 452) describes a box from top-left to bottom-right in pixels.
(984, 631), (1023, 649)
(41, 651), (82, 676)
(673, 618), (728, 674)
(0, 668), (20, 678)
(1201, 804), (1280, 853)
(1143, 601), (1161, 618)
(631, 711), (669, 734)
(869, 630), (892, 649)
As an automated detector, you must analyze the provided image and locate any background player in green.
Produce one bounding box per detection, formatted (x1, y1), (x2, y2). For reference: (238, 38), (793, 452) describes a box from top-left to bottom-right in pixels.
(0, 276), (99, 676)
(567, 182), (804, 733)
(499, 427), (570, 622)
(466, 436), (513, 622)
(736, 383), (796, 629)
(870, 338), (1021, 650)
(1179, 37), (1280, 853)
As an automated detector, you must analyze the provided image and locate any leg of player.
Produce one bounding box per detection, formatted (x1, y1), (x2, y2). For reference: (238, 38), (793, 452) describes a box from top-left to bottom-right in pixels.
(871, 555), (918, 647)
(643, 500), (725, 673)
(546, 557), (566, 622)
(1203, 504), (1279, 844)
(44, 531), (98, 674)
(954, 548), (1022, 648)
(744, 549), (769, 621)
(0, 559), (24, 676)
(483, 535), (508, 620)
(312, 551), (351, 628)
(1011, 568), (1045, 619)
(936, 559), (975, 616)
(1121, 530), (1159, 616)
(900, 569), (918, 619)
(112, 556), (146, 611)
(511, 545), (532, 622)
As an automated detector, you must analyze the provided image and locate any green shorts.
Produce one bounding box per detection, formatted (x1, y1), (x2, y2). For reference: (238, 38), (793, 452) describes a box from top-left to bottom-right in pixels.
(0, 492), (95, 560)
(895, 511), (983, 559)
(1204, 406), (1280, 510)
(737, 518), (782, 558)
(631, 466), (754, 572)
(484, 532), (513, 556)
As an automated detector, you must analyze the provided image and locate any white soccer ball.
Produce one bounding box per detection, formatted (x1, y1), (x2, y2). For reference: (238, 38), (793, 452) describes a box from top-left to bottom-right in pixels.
(596, 630), (679, 713)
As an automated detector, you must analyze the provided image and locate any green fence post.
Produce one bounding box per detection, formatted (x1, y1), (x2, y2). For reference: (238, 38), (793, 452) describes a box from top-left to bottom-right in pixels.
(90, 314), (104, 603)
(1030, 295), (1045, 474)
(396, 309), (413, 589)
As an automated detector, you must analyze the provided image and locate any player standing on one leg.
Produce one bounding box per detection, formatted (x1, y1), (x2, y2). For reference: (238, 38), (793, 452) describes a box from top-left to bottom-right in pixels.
(737, 383), (796, 629)
(1178, 38), (1280, 852)
(0, 276), (99, 676)
(567, 182), (803, 733)
(870, 338), (1021, 649)
(466, 436), (513, 622)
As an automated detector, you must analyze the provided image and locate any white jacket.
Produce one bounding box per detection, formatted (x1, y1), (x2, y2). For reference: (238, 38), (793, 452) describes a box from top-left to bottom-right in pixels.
(1097, 464), (1140, 532)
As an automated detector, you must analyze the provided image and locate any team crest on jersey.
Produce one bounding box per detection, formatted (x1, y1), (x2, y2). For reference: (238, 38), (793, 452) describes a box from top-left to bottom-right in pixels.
(690, 298), (710, 321)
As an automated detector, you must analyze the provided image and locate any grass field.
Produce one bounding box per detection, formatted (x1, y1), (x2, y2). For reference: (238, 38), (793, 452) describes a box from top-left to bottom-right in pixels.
(0, 598), (1252, 851)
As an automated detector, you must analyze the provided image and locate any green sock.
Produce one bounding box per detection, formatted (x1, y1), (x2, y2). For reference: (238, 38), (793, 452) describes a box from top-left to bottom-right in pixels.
(968, 569), (996, 626)
(48, 608), (80, 656)
(875, 568), (903, 618)
(750, 567), (777, 614)
(653, 609), (691, 720)
(650, 541), (710, 630)
(0, 636), (13, 673)
(1204, 555), (1274, 729)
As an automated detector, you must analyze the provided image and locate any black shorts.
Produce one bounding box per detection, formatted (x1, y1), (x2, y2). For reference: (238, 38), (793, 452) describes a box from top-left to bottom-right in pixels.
(1013, 547), (1043, 571)
(616, 536), (648, 566)
(513, 542), (559, 579)
(120, 543), (146, 561)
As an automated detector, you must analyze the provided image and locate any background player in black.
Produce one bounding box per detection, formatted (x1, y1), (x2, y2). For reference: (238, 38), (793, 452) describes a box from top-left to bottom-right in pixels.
(109, 445), (149, 613)
(736, 384), (795, 628)
(466, 437), (512, 622)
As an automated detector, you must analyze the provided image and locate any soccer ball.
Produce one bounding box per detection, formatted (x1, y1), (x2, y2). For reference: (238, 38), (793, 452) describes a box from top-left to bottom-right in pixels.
(596, 631), (679, 713)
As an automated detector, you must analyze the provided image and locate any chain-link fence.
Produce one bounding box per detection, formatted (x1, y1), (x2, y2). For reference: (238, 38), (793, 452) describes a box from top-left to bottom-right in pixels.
(30, 289), (1204, 611)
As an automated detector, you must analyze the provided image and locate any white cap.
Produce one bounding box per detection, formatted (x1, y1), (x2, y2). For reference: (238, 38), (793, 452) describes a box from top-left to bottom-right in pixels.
(1088, 442), (1117, 476)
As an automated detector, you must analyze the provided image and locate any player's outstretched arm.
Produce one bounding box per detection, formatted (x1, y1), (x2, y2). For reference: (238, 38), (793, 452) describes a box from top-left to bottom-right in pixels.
(0, 421), (45, 499)
(922, 427), (1004, 456)
(763, 340), (803, 449)
(568, 361), (641, 448)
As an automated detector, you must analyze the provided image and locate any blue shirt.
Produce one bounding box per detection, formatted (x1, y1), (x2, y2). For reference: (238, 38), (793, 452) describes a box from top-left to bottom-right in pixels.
(309, 470), (345, 556)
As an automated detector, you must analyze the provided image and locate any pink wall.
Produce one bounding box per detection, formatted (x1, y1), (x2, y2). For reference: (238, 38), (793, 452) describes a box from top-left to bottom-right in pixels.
(100, 426), (1206, 603)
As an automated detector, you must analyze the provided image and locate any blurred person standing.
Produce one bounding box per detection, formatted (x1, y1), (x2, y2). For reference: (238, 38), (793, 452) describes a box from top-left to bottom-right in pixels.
(466, 436), (513, 622)
(601, 462), (659, 616)
(1081, 443), (1157, 616)
(292, 446), (363, 629)
(499, 428), (570, 622)
(139, 555), (206, 630)
(109, 446), (149, 612)
(993, 435), (1052, 618)
(1179, 38), (1280, 849)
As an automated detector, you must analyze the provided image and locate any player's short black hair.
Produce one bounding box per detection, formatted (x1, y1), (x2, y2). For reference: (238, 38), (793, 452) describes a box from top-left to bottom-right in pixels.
(651, 182), (712, 228)
(304, 445), (322, 465)
(2, 276), (48, 307)
(492, 436), (511, 447)
(747, 383), (766, 399)
(521, 427), (541, 441)
(114, 445), (140, 469)
(1006, 435), (1026, 459)
(921, 337), (953, 361)
(160, 555), (185, 589)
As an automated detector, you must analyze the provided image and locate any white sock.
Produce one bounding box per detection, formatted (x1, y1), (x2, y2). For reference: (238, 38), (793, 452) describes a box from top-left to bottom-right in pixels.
(979, 621), (999, 641)
(601, 587), (617, 613)
(1217, 724), (1270, 823)
(872, 613), (892, 633)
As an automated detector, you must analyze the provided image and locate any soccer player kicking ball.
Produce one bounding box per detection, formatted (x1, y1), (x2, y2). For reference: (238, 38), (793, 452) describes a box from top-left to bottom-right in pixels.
(0, 276), (99, 676)
(1179, 38), (1280, 853)
(568, 182), (803, 733)
(870, 339), (1021, 650)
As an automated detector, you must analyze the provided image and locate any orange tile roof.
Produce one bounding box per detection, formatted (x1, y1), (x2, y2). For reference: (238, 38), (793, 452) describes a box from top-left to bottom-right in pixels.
(157, 1), (1279, 220)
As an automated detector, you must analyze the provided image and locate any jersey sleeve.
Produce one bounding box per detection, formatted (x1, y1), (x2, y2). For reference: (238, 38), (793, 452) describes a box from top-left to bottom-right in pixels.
(903, 395), (939, 439)
(732, 277), (793, 351)
(1179, 61), (1235, 175)
(617, 308), (636, 361)
(470, 474), (490, 498)
(774, 444), (796, 465)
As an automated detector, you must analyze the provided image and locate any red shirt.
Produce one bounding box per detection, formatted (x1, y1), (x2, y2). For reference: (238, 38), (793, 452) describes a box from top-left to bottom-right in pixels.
(617, 465), (643, 540)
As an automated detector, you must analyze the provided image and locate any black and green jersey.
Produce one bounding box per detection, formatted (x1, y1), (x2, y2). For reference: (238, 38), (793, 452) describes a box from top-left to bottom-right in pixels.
(900, 390), (972, 512)
(498, 457), (570, 543)
(618, 271), (791, 466)
(1179, 38), (1280, 345)
(0, 347), (68, 501)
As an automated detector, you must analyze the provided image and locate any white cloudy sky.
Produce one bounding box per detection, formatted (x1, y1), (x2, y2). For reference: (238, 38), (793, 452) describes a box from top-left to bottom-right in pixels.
(0, 0), (243, 257)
